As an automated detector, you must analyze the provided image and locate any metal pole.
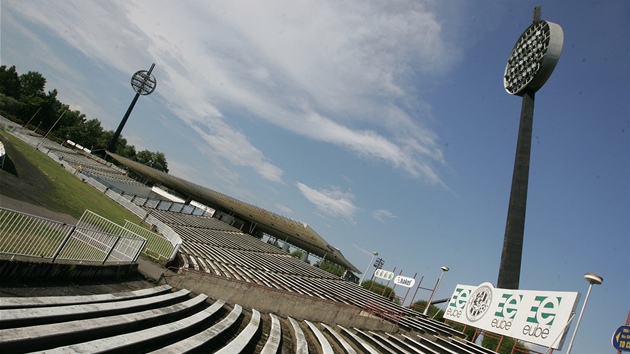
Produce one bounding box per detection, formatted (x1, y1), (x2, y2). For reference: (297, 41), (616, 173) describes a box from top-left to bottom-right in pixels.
(424, 267), (448, 315)
(389, 269), (403, 299)
(107, 92), (140, 154)
(498, 90), (535, 289)
(24, 107), (41, 127)
(44, 110), (66, 139)
(402, 272), (417, 306)
(360, 251), (377, 284)
(382, 267), (396, 297)
(565, 283), (593, 354)
(409, 275), (424, 308)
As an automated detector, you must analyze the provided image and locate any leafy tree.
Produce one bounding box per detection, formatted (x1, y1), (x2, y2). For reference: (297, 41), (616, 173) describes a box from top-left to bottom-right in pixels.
(133, 150), (168, 173)
(316, 260), (344, 277)
(290, 250), (311, 264)
(19, 71), (47, 98)
(0, 94), (20, 117)
(361, 280), (397, 301)
(0, 65), (21, 98)
(1, 65), (170, 171)
(62, 118), (104, 149)
(480, 334), (528, 354)
(410, 300), (445, 321)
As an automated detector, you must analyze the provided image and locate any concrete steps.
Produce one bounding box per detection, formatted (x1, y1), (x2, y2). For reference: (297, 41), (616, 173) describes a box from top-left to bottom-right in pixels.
(0, 285), (487, 354)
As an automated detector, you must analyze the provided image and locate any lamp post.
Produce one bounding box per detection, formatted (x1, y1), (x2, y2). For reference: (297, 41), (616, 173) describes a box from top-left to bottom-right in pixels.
(565, 273), (603, 354)
(423, 266), (449, 315)
(360, 251), (378, 285)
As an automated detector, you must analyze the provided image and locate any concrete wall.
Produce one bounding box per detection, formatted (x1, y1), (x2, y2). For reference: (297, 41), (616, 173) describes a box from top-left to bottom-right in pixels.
(164, 271), (400, 333)
(0, 258), (138, 282)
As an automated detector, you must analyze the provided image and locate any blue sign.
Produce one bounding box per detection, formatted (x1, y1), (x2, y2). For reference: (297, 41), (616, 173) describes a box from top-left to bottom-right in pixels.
(613, 325), (630, 351)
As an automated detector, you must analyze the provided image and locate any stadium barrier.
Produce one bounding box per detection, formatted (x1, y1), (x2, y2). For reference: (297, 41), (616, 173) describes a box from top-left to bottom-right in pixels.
(123, 220), (175, 262)
(0, 208), (146, 264)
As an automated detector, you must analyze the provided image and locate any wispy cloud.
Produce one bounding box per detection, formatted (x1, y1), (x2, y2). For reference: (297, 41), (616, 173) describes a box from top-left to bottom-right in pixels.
(371, 209), (399, 223)
(296, 182), (358, 224)
(6, 0), (459, 184)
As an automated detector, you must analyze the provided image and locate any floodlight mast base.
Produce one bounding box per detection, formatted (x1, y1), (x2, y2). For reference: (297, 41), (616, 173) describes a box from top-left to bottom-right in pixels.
(497, 90), (535, 290)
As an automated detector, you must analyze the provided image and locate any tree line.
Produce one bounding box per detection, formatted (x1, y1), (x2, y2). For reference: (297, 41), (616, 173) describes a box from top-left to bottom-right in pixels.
(0, 65), (168, 172)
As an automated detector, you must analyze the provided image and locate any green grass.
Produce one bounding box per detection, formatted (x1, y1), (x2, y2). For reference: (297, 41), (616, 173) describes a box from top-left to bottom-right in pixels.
(0, 130), (144, 226)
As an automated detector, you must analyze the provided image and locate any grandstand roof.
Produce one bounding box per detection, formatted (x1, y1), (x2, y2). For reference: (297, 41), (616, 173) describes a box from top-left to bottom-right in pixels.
(108, 152), (360, 273)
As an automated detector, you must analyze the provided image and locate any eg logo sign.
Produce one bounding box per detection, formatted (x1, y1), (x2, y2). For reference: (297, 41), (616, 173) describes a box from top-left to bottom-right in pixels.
(526, 296), (561, 326)
(445, 287), (470, 319)
(466, 284), (493, 322)
(491, 293), (523, 330)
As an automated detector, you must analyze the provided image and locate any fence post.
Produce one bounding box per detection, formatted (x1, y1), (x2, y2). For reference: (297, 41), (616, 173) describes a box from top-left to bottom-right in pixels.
(51, 226), (76, 263)
(103, 235), (122, 264)
(132, 239), (147, 263)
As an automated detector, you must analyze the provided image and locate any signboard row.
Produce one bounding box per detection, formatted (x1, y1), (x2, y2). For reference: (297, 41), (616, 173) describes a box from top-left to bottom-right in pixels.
(373, 270), (416, 288)
(443, 282), (580, 350)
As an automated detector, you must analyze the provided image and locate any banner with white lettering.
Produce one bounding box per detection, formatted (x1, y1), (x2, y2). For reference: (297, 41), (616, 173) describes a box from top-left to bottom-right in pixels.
(443, 282), (580, 350)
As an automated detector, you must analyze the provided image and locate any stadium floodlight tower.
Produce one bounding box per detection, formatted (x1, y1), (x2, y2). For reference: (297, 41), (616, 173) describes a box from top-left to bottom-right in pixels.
(497, 7), (563, 290)
(106, 64), (157, 154)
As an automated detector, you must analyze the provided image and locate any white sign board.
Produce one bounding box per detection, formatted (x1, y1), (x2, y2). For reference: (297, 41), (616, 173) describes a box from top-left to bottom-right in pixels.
(374, 269), (394, 281)
(394, 275), (415, 288)
(443, 283), (580, 349)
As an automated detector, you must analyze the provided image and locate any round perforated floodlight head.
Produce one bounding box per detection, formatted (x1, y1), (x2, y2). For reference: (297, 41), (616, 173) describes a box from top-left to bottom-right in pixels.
(131, 70), (157, 95)
(504, 20), (564, 96)
(583, 272), (603, 285)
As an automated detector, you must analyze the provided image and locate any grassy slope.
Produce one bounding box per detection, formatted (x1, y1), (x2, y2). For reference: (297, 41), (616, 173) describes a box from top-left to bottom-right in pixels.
(0, 130), (144, 226)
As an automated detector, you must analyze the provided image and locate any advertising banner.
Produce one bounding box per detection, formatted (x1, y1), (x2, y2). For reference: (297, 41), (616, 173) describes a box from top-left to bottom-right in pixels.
(394, 275), (415, 288)
(443, 282), (580, 349)
(374, 269), (394, 281)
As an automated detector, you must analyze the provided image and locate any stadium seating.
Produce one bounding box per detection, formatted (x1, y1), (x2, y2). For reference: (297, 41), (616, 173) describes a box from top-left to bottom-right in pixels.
(0, 121), (497, 353)
(0, 286), (491, 353)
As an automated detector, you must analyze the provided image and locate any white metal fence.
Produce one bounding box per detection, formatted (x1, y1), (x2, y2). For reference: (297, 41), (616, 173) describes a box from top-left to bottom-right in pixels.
(4, 124), (181, 262)
(123, 220), (175, 262)
(0, 208), (146, 264)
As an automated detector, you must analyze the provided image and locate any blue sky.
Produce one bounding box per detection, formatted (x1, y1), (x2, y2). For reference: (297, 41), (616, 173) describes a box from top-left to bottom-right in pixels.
(2, 1), (628, 352)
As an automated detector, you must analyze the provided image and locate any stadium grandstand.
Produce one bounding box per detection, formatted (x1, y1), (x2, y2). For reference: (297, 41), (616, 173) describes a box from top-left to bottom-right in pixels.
(1, 116), (514, 353)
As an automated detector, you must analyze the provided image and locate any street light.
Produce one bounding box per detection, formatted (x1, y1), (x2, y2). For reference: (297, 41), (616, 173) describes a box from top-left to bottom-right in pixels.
(360, 251), (378, 285)
(565, 273), (603, 354)
(423, 266), (449, 315)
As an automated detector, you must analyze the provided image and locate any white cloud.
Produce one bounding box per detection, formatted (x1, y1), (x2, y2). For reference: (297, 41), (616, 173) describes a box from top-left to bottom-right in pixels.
(296, 182), (358, 224)
(6, 0), (460, 184)
(372, 209), (399, 223)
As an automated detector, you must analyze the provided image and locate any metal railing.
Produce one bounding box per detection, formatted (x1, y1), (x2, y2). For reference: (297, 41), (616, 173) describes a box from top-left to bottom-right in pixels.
(123, 220), (174, 262)
(0, 208), (146, 264)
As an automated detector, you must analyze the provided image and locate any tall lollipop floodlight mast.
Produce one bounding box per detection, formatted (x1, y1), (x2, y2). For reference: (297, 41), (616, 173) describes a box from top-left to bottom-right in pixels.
(106, 64), (157, 155)
(497, 7), (563, 289)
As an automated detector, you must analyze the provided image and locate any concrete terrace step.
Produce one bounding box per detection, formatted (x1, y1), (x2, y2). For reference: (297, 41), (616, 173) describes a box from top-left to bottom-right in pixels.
(321, 322), (358, 354)
(305, 320), (334, 354)
(0, 288), (191, 329)
(260, 313), (282, 354)
(0, 294), (208, 353)
(0, 284), (172, 309)
(35, 301), (225, 353)
(0, 282), (492, 354)
(214, 308), (261, 354)
(289, 316), (309, 354)
(336, 325), (380, 354)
